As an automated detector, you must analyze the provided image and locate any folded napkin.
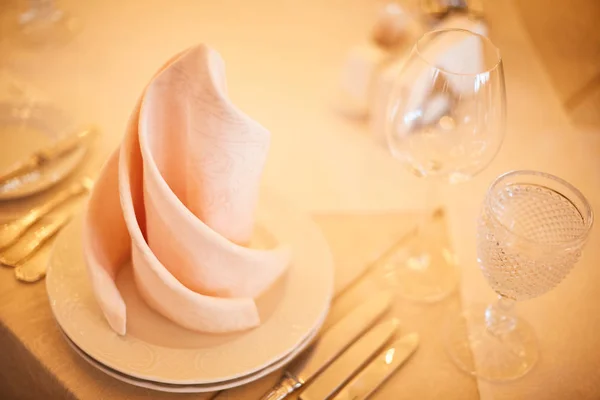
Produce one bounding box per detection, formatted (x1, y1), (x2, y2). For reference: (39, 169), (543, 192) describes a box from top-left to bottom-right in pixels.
(83, 45), (291, 336)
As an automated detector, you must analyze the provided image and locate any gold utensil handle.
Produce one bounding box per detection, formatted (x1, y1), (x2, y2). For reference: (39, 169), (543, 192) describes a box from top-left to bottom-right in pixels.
(0, 214), (72, 267)
(23, 216), (69, 255)
(15, 253), (48, 282)
(23, 178), (92, 225)
(259, 374), (303, 400)
(0, 178), (92, 250)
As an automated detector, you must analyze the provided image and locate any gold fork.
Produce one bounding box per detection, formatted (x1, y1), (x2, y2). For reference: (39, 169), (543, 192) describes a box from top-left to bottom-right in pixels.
(0, 178), (92, 250)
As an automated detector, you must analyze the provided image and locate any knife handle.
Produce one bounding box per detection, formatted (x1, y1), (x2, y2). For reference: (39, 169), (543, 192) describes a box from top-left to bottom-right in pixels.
(258, 373), (303, 400)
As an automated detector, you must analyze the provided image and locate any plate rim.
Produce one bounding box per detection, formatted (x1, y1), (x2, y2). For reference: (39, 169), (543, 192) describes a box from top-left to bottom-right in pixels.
(59, 308), (325, 393)
(46, 191), (334, 384)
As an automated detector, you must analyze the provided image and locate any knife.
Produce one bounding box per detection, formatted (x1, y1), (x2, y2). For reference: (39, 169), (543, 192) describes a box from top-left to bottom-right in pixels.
(258, 291), (393, 400)
(299, 319), (399, 400)
(330, 333), (419, 400)
(0, 126), (97, 185)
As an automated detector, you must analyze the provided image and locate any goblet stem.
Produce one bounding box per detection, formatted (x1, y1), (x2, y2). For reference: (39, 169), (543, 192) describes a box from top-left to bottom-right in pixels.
(485, 295), (517, 336)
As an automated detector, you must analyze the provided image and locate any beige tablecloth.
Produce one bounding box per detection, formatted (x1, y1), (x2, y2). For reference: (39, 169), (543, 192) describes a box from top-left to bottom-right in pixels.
(0, 0), (599, 398)
(0, 211), (442, 399)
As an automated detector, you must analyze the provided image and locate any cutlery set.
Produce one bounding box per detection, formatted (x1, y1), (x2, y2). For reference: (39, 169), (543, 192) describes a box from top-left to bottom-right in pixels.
(0, 128), (95, 282)
(215, 291), (419, 400)
(299, 319), (400, 400)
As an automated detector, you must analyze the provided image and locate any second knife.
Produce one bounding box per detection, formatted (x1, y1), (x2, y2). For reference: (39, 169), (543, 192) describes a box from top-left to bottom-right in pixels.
(330, 333), (419, 400)
(299, 319), (398, 400)
(258, 291), (393, 400)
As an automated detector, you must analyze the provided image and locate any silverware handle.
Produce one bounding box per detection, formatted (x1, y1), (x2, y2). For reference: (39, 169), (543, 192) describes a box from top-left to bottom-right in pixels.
(23, 180), (89, 226)
(259, 374), (302, 400)
(22, 214), (71, 256)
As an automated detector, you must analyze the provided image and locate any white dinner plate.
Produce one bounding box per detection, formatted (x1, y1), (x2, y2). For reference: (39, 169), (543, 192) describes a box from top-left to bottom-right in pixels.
(0, 102), (88, 200)
(60, 310), (323, 393)
(46, 190), (334, 384)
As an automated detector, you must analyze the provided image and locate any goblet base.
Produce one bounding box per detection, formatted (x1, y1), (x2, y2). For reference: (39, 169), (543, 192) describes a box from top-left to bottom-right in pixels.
(383, 239), (459, 303)
(445, 303), (538, 382)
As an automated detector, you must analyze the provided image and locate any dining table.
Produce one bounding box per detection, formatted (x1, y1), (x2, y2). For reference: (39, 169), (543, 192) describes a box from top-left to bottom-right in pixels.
(0, 0), (599, 399)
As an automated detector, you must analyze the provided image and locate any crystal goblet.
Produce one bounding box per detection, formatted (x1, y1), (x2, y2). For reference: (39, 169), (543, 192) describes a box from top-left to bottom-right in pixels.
(446, 170), (594, 381)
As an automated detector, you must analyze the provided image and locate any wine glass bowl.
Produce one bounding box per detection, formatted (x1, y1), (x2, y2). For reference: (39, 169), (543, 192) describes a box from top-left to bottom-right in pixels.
(478, 171), (593, 301)
(385, 28), (505, 184)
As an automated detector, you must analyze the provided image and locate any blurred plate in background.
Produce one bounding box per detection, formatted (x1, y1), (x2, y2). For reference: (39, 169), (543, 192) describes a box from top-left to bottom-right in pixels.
(0, 102), (88, 200)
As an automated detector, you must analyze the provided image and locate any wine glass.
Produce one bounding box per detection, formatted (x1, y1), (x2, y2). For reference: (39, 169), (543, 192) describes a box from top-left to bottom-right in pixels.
(11, 0), (79, 48)
(446, 170), (594, 381)
(383, 28), (505, 302)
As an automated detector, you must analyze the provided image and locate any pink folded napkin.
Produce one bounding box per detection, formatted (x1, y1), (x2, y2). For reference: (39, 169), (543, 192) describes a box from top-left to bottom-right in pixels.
(83, 45), (291, 336)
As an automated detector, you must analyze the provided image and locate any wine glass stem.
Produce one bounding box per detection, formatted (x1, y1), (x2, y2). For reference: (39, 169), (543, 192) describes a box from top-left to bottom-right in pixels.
(485, 295), (517, 336)
(417, 178), (444, 244)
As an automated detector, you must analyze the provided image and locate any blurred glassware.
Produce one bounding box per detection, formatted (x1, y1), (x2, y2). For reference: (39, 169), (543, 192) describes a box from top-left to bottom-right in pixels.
(420, 0), (484, 20)
(445, 170), (594, 381)
(334, 1), (425, 120)
(386, 28), (505, 182)
(0, 101), (91, 200)
(382, 28), (506, 302)
(11, 0), (79, 48)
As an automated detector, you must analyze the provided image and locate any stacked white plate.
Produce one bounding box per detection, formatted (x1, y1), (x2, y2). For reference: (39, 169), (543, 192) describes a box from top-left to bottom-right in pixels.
(46, 192), (334, 393)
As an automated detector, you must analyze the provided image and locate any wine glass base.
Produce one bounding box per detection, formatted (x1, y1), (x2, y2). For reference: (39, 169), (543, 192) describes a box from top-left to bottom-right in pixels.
(383, 242), (459, 303)
(445, 304), (538, 382)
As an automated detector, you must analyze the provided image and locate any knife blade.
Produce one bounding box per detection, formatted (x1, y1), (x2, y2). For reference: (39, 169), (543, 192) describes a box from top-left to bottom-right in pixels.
(0, 126), (97, 185)
(330, 333), (419, 400)
(299, 319), (399, 400)
(258, 291), (393, 400)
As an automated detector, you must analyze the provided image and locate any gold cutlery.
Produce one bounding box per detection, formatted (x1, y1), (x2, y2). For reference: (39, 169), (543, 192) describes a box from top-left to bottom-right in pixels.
(258, 291), (393, 400)
(14, 242), (52, 282)
(299, 319), (399, 400)
(330, 333), (419, 400)
(0, 126), (97, 185)
(0, 178), (92, 250)
(0, 212), (73, 267)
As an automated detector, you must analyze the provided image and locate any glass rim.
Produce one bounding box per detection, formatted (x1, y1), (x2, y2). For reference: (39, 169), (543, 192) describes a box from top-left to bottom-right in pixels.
(486, 170), (594, 247)
(414, 28), (503, 77)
